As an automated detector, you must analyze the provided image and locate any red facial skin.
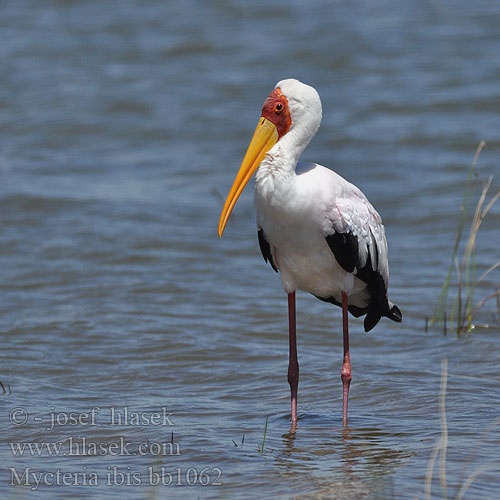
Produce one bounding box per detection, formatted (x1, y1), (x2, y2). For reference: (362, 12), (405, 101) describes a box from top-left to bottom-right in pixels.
(261, 87), (292, 138)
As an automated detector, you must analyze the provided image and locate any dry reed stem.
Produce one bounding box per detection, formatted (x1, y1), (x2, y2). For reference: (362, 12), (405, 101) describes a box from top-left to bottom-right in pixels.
(424, 358), (448, 499)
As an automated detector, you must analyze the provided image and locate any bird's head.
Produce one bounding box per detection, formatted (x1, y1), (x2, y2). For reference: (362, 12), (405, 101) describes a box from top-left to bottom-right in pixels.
(218, 79), (322, 237)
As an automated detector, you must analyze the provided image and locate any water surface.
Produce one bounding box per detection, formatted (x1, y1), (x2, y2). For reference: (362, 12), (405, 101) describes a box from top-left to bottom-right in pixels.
(1, 1), (500, 498)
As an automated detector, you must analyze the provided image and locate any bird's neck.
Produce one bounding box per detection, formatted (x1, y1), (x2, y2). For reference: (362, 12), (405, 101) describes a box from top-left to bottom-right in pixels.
(255, 125), (313, 190)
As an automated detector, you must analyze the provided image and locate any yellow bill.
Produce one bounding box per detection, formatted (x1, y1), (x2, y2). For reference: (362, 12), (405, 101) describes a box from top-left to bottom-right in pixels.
(218, 117), (279, 237)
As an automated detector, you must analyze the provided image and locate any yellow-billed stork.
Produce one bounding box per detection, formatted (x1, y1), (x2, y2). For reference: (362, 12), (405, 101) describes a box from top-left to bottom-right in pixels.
(218, 79), (402, 428)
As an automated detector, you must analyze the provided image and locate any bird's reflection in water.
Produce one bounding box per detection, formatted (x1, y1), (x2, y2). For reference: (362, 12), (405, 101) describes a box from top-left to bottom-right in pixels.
(274, 414), (413, 498)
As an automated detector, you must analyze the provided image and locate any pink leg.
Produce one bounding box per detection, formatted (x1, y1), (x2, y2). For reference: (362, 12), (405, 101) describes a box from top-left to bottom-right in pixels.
(287, 292), (299, 426)
(341, 291), (352, 427)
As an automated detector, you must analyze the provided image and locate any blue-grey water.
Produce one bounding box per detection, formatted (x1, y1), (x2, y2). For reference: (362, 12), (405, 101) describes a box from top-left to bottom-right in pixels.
(1, 1), (500, 498)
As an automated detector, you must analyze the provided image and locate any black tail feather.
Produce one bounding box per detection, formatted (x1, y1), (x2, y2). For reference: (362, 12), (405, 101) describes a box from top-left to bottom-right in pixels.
(364, 303), (402, 333)
(387, 304), (402, 323)
(364, 309), (381, 332)
(314, 293), (402, 333)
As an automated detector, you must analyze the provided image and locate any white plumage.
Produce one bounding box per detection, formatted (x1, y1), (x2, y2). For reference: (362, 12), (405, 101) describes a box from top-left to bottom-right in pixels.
(256, 159), (386, 303)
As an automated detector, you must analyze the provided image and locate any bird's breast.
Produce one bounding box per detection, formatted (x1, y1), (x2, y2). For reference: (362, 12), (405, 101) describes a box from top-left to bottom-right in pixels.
(254, 173), (352, 297)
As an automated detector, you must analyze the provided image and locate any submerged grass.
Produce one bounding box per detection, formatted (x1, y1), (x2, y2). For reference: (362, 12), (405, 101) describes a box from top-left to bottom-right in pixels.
(0, 379), (12, 395)
(258, 416), (269, 454)
(432, 142), (500, 334)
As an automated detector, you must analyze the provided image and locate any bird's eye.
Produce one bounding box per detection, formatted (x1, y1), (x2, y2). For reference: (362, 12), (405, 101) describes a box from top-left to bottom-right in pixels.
(274, 103), (283, 114)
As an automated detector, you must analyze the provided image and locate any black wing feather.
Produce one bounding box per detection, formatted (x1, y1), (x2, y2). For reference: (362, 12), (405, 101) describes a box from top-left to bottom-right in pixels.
(325, 233), (359, 273)
(258, 229), (278, 273)
(324, 231), (400, 332)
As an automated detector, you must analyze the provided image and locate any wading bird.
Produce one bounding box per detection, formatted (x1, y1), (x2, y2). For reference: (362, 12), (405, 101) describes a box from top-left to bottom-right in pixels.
(218, 79), (402, 428)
